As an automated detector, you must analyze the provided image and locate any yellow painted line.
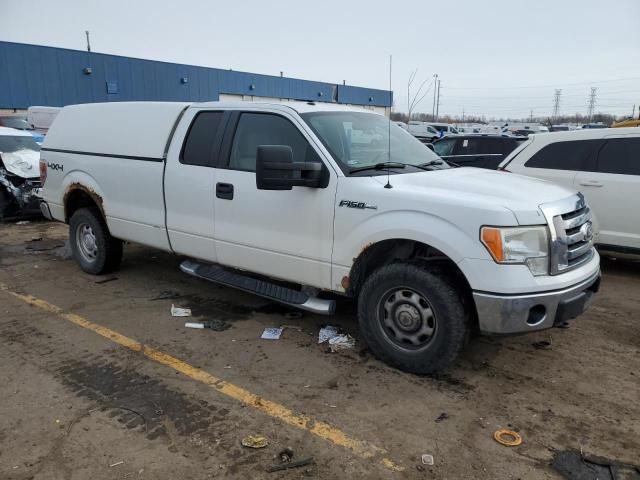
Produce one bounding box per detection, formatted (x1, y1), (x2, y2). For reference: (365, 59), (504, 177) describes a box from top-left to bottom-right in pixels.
(0, 284), (403, 472)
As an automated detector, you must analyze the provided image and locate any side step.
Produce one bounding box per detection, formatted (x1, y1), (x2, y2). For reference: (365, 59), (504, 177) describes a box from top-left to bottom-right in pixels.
(180, 260), (336, 316)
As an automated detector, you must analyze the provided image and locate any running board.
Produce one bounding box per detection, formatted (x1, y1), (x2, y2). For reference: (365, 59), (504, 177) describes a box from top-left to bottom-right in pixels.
(180, 260), (335, 316)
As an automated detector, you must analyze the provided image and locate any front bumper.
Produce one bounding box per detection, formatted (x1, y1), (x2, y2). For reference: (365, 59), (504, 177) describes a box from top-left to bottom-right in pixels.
(473, 271), (601, 335)
(39, 200), (53, 220)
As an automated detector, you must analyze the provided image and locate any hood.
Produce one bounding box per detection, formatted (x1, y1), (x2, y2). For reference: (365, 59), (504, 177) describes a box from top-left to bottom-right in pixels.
(372, 167), (578, 225)
(1, 149), (40, 178)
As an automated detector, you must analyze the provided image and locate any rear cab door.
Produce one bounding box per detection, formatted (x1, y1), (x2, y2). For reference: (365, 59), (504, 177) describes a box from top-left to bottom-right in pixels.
(574, 135), (640, 250)
(164, 107), (230, 262)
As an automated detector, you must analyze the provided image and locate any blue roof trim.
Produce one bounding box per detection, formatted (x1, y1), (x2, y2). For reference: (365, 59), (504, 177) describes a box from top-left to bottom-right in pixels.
(0, 41), (392, 109)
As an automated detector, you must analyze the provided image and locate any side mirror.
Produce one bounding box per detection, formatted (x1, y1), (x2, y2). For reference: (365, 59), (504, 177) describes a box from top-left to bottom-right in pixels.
(256, 145), (322, 190)
(425, 143), (435, 151)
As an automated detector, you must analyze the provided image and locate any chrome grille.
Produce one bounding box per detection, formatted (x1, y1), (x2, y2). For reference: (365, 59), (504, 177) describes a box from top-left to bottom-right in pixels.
(540, 194), (595, 275)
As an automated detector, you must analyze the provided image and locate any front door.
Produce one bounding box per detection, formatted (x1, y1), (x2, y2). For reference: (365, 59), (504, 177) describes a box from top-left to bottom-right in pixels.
(213, 111), (337, 289)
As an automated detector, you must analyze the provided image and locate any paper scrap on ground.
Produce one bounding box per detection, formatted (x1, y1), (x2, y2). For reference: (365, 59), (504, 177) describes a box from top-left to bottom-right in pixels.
(318, 325), (355, 351)
(318, 325), (340, 344)
(171, 304), (192, 317)
(328, 334), (355, 351)
(261, 327), (284, 340)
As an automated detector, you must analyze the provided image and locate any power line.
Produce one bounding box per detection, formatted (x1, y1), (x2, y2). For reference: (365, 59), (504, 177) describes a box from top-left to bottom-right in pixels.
(444, 76), (640, 90)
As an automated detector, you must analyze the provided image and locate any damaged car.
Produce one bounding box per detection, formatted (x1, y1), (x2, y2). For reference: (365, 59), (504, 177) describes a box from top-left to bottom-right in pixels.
(0, 127), (43, 220)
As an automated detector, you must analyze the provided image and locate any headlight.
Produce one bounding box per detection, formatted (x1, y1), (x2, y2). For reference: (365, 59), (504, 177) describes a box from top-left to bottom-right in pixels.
(481, 226), (549, 276)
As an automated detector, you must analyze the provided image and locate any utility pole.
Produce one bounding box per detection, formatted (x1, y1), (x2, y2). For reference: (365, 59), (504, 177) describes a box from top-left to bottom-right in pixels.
(632, 104), (636, 119)
(462, 107), (465, 123)
(530, 110), (533, 122)
(432, 73), (438, 119)
(85, 30), (91, 52)
(587, 87), (597, 122)
(552, 89), (561, 120)
(435, 80), (441, 121)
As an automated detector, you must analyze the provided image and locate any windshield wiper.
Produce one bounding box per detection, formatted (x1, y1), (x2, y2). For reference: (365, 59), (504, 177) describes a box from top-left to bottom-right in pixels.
(349, 162), (407, 174)
(418, 160), (444, 167)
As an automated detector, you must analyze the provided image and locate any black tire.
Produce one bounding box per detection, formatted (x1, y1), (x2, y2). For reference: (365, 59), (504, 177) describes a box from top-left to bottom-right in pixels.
(0, 187), (18, 221)
(69, 207), (123, 275)
(358, 263), (470, 374)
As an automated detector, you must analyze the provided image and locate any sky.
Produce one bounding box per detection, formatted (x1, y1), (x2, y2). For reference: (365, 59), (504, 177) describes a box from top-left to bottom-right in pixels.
(1, 0), (639, 120)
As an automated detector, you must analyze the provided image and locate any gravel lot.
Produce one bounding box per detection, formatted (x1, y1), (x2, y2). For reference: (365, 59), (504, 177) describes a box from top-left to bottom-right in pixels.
(1, 220), (638, 479)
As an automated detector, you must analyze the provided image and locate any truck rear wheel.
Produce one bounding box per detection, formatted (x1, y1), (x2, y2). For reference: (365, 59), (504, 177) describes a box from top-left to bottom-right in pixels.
(69, 208), (123, 275)
(358, 263), (469, 374)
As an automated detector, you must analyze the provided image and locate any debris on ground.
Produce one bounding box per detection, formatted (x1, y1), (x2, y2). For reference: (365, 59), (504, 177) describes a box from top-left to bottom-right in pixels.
(171, 304), (192, 317)
(267, 448), (313, 473)
(16, 221), (29, 225)
(318, 325), (355, 351)
(241, 435), (269, 449)
(435, 412), (449, 423)
(421, 454), (434, 465)
(328, 334), (355, 351)
(318, 325), (340, 343)
(185, 322), (205, 329)
(532, 337), (552, 349)
(261, 327), (284, 340)
(493, 428), (522, 446)
(551, 450), (640, 480)
(284, 311), (303, 320)
(25, 239), (65, 251)
(109, 461), (124, 468)
(151, 291), (182, 301)
(95, 277), (118, 285)
(184, 320), (230, 331)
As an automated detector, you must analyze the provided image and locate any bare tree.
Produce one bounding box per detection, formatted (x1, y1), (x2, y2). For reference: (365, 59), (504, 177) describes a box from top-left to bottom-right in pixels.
(407, 69), (432, 121)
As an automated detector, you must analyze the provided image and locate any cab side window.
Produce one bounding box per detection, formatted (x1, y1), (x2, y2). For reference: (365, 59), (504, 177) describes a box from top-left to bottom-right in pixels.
(597, 138), (640, 175)
(181, 111), (225, 167)
(229, 113), (320, 172)
(434, 138), (456, 156)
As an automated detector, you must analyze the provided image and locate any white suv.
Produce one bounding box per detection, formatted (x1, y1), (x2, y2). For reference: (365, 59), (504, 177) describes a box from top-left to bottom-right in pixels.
(499, 127), (640, 253)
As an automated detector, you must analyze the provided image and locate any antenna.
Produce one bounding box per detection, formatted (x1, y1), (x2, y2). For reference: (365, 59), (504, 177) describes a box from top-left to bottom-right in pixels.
(85, 30), (91, 52)
(384, 54), (393, 189)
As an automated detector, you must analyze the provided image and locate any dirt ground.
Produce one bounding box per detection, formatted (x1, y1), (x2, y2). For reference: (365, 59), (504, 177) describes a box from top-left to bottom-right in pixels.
(0, 219), (638, 479)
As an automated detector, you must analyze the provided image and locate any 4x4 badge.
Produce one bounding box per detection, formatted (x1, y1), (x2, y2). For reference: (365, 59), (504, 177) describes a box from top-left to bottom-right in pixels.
(339, 200), (377, 210)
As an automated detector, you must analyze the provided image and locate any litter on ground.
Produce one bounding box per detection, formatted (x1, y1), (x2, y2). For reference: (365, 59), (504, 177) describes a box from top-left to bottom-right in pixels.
(261, 327), (284, 340)
(241, 435), (269, 449)
(171, 304), (191, 317)
(421, 454), (434, 465)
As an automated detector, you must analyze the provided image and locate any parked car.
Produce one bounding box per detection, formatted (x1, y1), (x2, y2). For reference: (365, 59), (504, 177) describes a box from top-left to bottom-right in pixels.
(0, 116), (45, 143)
(407, 121), (440, 143)
(499, 127), (640, 254)
(40, 101), (600, 374)
(433, 134), (527, 169)
(428, 123), (460, 137)
(0, 127), (43, 219)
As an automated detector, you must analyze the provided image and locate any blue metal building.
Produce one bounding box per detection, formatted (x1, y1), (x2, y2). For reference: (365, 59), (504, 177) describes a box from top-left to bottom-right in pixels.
(0, 41), (392, 110)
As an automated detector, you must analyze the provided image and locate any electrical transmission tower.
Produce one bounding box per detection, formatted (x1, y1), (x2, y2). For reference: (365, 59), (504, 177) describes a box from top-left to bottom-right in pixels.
(587, 87), (597, 121)
(553, 89), (561, 120)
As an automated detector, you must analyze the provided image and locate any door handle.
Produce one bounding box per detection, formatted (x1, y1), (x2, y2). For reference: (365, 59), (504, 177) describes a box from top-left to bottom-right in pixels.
(579, 180), (603, 188)
(216, 182), (234, 200)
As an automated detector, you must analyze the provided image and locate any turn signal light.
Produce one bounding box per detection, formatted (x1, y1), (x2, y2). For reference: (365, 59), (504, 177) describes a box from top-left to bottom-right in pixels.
(481, 227), (504, 262)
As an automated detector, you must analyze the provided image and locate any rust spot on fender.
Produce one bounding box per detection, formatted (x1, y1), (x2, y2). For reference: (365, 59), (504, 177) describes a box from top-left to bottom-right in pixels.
(63, 183), (105, 220)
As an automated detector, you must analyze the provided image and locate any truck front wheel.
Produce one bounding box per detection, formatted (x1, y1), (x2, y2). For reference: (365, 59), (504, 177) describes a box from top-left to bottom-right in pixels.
(358, 263), (470, 374)
(69, 208), (123, 275)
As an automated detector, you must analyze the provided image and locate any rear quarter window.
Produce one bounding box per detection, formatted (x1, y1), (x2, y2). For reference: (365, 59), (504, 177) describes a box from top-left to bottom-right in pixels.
(181, 111), (225, 167)
(597, 138), (640, 175)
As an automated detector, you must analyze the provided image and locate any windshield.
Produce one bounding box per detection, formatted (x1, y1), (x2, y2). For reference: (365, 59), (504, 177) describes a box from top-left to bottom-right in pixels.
(0, 117), (34, 130)
(301, 112), (448, 174)
(0, 135), (41, 153)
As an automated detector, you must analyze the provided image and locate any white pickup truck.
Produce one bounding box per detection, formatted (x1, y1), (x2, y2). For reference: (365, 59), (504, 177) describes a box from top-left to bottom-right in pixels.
(39, 101), (601, 374)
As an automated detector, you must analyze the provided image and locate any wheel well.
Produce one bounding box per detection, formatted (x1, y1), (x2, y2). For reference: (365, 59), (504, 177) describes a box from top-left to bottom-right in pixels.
(347, 239), (476, 324)
(64, 186), (105, 223)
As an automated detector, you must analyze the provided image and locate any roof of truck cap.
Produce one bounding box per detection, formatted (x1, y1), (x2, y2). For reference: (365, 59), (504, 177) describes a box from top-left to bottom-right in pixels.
(532, 126), (639, 141)
(191, 100), (377, 114)
(0, 126), (32, 137)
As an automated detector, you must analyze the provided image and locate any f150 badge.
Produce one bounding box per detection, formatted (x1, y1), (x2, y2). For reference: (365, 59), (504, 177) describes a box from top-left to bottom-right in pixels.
(339, 200), (377, 210)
